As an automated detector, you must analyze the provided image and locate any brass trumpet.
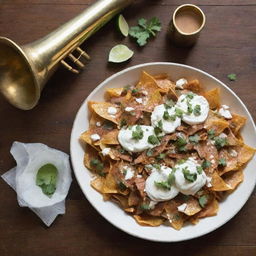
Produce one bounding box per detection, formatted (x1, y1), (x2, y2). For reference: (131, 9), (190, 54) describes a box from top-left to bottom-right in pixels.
(0, 0), (134, 110)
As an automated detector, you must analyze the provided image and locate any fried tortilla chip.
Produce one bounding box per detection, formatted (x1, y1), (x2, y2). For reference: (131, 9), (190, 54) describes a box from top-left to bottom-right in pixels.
(136, 71), (162, 111)
(223, 170), (244, 190)
(203, 88), (221, 109)
(183, 197), (202, 216)
(237, 144), (255, 166)
(133, 215), (164, 227)
(103, 173), (119, 194)
(229, 113), (247, 134)
(196, 199), (219, 218)
(211, 172), (231, 191)
(91, 102), (120, 124)
(164, 200), (185, 230)
(111, 194), (129, 209)
(90, 177), (105, 194)
(204, 113), (229, 135)
(101, 129), (119, 145)
(184, 79), (203, 93)
(106, 88), (124, 97)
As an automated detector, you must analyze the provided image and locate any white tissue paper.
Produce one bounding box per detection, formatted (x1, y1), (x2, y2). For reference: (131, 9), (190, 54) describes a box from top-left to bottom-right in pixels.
(1, 142), (72, 227)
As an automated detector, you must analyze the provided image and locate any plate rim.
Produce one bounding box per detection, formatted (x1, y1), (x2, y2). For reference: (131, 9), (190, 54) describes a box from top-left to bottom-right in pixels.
(70, 62), (256, 242)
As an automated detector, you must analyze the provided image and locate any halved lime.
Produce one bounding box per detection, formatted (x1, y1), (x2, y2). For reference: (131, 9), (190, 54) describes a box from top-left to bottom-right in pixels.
(117, 14), (129, 37)
(108, 44), (134, 63)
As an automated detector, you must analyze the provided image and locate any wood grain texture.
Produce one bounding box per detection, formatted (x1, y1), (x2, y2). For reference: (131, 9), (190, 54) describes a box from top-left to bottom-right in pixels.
(0, 0), (256, 255)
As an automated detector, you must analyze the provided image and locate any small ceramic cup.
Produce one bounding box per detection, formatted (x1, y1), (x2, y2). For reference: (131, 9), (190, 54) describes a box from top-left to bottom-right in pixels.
(169, 4), (206, 47)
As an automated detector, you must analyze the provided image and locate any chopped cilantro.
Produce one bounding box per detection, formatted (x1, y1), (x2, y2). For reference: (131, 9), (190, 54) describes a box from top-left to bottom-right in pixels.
(189, 134), (200, 144)
(227, 73), (237, 81)
(202, 159), (211, 169)
(186, 92), (194, 99)
(152, 163), (161, 170)
(196, 166), (203, 174)
(163, 111), (176, 121)
(163, 110), (170, 120)
(120, 118), (127, 127)
(131, 88), (139, 95)
(148, 135), (159, 145)
(193, 105), (201, 116)
(198, 195), (208, 208)
(175, 108), (183, 118)
(146, 149), (154, 157)
(132, 125), (144, 140)
(182, 167), (197, 182)
(118, 148), (126, 154)
(207, 129), (215, 139)
(177, 159), (186, 165)
(214, 136), (227, 150)
(158, 120), (163, 129)
(187, 103), (193, 115)
(129, 17), (162, 46)
(167, 170), (176, 186)
(36, 164), (58, 197)
(218, 158), (227, 167)
(139, 204), (151, 211)
(118, 181), (127, 191)
(154, 180), (171, 190)
(175, 135), (187, 152)
(90, 158), (104, 171)
(157, 153), (166, 160)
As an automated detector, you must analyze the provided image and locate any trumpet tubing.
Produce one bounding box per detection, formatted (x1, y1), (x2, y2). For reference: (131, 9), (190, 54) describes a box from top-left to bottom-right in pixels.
(0, 0), (134, 110)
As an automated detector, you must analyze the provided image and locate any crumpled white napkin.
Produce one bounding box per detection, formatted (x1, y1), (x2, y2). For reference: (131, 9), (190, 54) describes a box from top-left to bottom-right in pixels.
(1, 142), (72, 227)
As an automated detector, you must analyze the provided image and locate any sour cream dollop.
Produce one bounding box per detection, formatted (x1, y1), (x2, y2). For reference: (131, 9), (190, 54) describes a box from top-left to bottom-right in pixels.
(174, 158), (207, 195)
(151, 104), (181, 134)
(176, 93), (209, 125)
(145, 165), (179, 202)
(118, 125), (156, 153)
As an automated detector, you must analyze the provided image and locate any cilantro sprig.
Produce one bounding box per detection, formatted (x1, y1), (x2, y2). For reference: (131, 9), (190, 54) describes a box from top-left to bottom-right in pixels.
(36, 164), (58, 197)
(182, 166), (197, 182)
(132, 125), (144, 140)
(227, 73), (237, 81)
(129, 17), (162, 46)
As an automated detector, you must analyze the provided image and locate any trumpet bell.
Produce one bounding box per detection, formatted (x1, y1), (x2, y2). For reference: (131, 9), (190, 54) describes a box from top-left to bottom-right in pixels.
(0, 37), (40, 110)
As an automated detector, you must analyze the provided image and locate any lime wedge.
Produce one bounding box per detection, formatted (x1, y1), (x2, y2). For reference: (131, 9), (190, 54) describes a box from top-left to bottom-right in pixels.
(108, 44), (134, 63)
(118, 14), (129, 37)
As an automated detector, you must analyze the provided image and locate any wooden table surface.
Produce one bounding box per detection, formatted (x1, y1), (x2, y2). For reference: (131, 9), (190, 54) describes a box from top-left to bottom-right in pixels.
(1, 0), (256, 255)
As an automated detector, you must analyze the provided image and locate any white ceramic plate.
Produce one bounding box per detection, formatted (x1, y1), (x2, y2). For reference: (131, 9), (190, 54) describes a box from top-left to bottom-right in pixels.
(70, 62), (256, 242)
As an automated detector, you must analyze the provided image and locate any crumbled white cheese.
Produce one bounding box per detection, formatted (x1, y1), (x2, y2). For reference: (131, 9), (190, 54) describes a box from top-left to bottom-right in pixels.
(135, 98), (143, 104)
(123, 166), (134, 180)
(136, 174), (142, 178)
(222, 105), (229, 110)
(90, 134), (100, 141)
(210, 159), (215, 164)
(218, 105), (232, 119)
(96, 122), (101, 127)
(230, 149), (238, 157)
(141, 90), (148, 96)
(176, 78), (188, 89)
(107, 106), (117, 115)
(210, 155), (214, 159)
(206, 176), (212, 187)
(177, 203), (187, 213)
(219, 133), (228, 138)
(102, 148), (111, 156)
(125, 107), (135, 112)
